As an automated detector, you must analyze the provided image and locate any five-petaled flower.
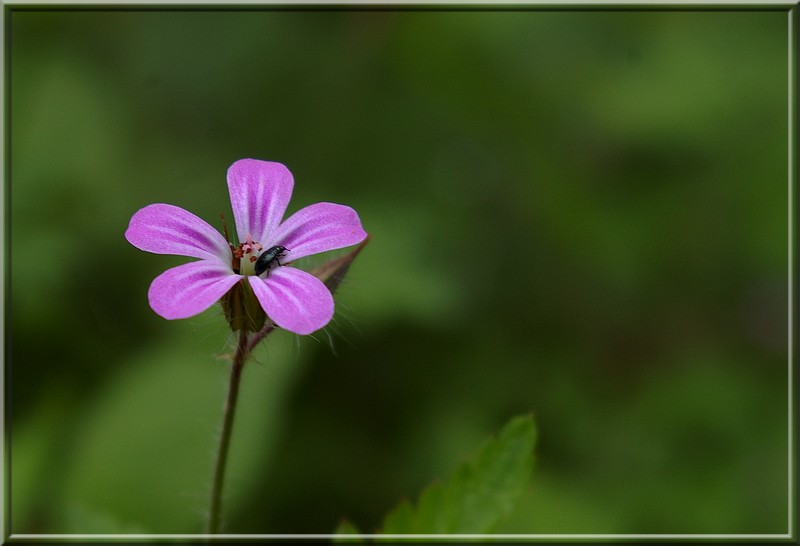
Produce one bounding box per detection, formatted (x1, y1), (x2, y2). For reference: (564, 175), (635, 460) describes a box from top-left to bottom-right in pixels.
(124, 159), (367, 335)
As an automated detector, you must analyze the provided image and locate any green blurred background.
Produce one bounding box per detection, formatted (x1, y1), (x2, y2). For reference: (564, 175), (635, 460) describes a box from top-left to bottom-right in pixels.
(9, 8), (789, 535)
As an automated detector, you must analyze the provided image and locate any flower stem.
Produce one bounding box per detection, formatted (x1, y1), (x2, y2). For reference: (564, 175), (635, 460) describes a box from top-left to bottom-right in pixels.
(207, 331), (249, 534)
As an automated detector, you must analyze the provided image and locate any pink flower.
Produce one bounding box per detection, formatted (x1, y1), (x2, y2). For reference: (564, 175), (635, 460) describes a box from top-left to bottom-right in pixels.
(125, 159), (367, 335)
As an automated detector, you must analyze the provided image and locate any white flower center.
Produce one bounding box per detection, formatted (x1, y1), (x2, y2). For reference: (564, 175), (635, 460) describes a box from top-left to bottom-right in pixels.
(240, 253), (258, 276)
(231, 233), (263, 276)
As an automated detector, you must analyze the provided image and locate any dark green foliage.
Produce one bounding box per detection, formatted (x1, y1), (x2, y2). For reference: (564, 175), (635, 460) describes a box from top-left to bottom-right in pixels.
(9, 9), (788, 535)
(377, 415), (537, 534)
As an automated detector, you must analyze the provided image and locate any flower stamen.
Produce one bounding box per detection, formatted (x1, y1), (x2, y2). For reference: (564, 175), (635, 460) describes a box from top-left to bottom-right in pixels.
(231, 234), (267, 275)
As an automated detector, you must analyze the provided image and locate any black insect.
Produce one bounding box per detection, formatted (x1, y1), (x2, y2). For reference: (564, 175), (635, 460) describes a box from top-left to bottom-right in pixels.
(255, 245), (290, 277)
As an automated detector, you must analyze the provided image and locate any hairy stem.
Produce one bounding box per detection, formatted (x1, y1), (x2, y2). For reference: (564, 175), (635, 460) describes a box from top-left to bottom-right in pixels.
(246, 322), (276, 354)
(207, 331), (249, 534)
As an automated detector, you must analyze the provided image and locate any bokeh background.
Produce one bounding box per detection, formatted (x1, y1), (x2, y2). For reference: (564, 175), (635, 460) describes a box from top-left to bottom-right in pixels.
(9, 8), (790, 535)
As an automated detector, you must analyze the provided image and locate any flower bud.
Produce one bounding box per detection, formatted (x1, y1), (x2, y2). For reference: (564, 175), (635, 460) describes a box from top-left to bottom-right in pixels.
(310, 235), (370, 295)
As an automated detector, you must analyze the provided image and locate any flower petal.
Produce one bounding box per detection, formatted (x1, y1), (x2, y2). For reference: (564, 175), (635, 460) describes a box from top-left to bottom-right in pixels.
(125, 203), (231, 262)
(227, 159), (293, 246)
(148, 260), (242, 320)
(270, 203), (367, 261)
(248, 267), (334, 335)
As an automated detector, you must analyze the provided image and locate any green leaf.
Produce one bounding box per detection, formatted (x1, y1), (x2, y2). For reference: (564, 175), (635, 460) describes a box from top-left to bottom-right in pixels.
(333, 519), (363, 542)
(448, 415), (537, 533)
(376, 414), (536, 535)
(412, 481), (449, 533)
(379, 498), (416, 534)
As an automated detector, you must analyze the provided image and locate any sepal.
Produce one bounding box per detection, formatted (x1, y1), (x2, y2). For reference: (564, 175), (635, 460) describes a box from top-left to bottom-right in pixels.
(220, 279), (267, 333)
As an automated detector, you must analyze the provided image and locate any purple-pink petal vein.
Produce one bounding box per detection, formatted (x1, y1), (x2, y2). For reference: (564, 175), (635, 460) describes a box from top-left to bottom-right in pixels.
(149, 261), (241, 320)
(125, 203), (231, 261)
(248, 267), (333, 335)
(227, 159), (293, 245)
(272, 202), (367, 261)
